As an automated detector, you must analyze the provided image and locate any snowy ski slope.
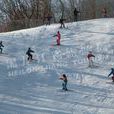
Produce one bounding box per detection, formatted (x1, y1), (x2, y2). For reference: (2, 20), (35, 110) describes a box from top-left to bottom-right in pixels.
(0, 18), (114, 114)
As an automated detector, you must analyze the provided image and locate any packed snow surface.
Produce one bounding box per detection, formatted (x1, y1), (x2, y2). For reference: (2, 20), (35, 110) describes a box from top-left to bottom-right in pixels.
(0, 18), (114, 114)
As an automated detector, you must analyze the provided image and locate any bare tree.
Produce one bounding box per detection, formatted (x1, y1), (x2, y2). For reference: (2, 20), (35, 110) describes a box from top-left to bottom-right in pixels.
(0, 0), (52, 31)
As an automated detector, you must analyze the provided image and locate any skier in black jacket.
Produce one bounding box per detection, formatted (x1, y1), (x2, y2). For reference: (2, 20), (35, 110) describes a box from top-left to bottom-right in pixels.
(0, 41), (4, 53)
(74, 8), (79, 21)
(26, 47), (34, 61)
(59, 18), (65, 28)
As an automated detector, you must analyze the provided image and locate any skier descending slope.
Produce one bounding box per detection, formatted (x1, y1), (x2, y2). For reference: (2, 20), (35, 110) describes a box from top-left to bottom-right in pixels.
(53, 31), (61, 45)
(26, 47), (34, 61)
(59, 74), (68, 91)
(0, 41), (4, 53)
(87, 51), (95, 67)
(108, 68), (114, 82)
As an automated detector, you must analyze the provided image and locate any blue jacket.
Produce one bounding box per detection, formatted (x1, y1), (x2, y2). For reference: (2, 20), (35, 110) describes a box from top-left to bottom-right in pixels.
(108, 68), (114, 77)
(0, 42), (4, 48)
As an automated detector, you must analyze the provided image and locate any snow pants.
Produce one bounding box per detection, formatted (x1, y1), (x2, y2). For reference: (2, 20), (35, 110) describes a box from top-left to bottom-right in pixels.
(112, 76), (114, 82)
(28, 53), (33, 61)
(88, 58), (94, 67)
(60, 23), (65, 28)
(62, 81), (67, 90)
(57, 39), (60, 45)
(0, 47), (3, 53)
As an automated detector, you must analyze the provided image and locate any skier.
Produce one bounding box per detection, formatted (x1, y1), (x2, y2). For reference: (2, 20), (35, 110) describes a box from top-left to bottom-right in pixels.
(59, 18), (65, 28)
(45, 13), (52, 25)
(87, 51), (95, 67)
(101, 8), (107, 18)
(0, 41), (4, 53)
(53, 31), (61, 45)
(59, 74), (68, 91)
(74, 8), (79, 21)
(108, 68), (114, 82)
(26, 47), (34, 61)
(56, 31), (61, 45)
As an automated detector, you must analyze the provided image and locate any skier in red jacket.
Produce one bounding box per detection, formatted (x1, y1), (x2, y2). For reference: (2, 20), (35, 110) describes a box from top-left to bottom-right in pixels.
(87, 51), (95, 67)
(53, 31), (61, 45)
(56, 31), (61, 45)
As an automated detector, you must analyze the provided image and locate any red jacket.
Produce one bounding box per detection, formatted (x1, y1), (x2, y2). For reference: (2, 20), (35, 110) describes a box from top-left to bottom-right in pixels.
(56, 32), (61, 45)
(112, 76), (114, 80)
(87, 54), (95, 59)
(57, 32), (61, 40)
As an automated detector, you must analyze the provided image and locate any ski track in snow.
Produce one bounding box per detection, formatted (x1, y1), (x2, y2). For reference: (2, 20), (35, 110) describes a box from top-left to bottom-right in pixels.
(0, 19), (114, 114)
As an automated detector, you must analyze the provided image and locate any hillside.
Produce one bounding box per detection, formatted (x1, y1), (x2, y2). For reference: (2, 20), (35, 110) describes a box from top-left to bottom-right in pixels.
(0, 18), (114, 114)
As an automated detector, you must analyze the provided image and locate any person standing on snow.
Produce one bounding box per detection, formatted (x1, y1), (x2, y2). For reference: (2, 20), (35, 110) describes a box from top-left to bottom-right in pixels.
(59, 74), (68, 91)
(74, 8), (79, 21)
(26, 47), (34, 61)
(46, 16), (52, 25)
(101, 8), (108, 18)
(45, 13), (52, 25)
(0, 41), (4, 53)
(59, 18), (65, 28)
(108, 68), (114, 82)
(87, 51), (95, 67)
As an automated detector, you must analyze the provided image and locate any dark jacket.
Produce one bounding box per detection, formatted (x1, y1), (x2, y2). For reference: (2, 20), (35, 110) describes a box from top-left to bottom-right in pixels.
(0, 42), (4, 48)
(87, 53), (95, 59)
(26, 48), (34, 55)
(59, 18), (65, 24)
(74, 8), (79, 16)
(108, 68), (114, 77)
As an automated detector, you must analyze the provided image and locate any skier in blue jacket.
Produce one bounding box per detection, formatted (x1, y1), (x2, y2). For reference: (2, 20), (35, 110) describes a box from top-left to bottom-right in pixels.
(108, 68), (114, 82)
(0, 41), (4, 53)
(59, 74), (68, 91)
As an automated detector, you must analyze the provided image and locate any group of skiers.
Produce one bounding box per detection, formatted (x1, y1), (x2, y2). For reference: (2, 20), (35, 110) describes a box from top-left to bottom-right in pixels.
(59, 50), (114, 91)
(43, 7), (80, 28)
(59, 51), (114, 91)
(43, 7), (108, 29)
(0, 6), (111, 91)
(87, 51), (114, 83)
(0, 30), (113, 92)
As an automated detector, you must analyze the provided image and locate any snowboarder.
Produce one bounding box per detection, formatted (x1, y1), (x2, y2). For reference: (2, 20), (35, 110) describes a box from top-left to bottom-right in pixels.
(87, 51), (95, 67)
(0, 41), (4, 53)
(74, 8), (79, 21)
(59, 74), (68, 91)
(53, 31), (61, 45)
(101, 8), (108, 18)
(26, 47), (34, 61)
(108, 68), (114, 82)
(59, 18), (65, 28)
